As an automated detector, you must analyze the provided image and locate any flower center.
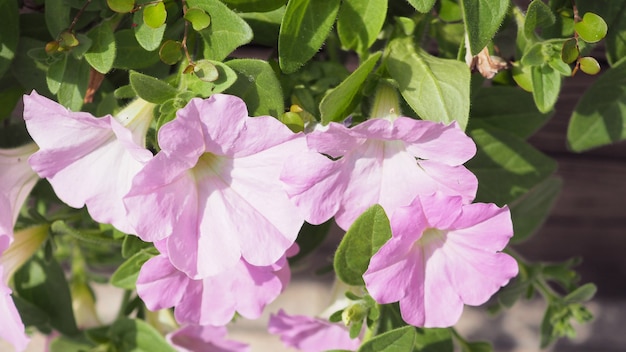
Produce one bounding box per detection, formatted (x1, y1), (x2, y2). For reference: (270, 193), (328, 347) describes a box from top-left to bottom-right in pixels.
(416, 228), (447, 248)
(192, 152), (227, 181)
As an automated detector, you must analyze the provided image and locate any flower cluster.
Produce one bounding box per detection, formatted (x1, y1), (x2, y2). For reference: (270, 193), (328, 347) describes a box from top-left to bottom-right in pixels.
(6, 88), (518, 351)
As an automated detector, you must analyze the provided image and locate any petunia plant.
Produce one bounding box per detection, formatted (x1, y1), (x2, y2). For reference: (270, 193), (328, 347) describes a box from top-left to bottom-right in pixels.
(0, 0), (620, 351)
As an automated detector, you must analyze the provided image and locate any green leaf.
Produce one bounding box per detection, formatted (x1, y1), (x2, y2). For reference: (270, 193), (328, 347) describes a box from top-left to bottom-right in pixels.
(45, 0), (71, 38)
(415, 328), (453, 352)
(358, 326), (416, 352)
(51, 220), (120, 246)
(11, 38), (51, 96)
(386, 36), (470, 129)
(129, 70), (178, 103)
(221, 0), (285, 12)
(133, 0), (166, 51)
(109, 318), (177, 352)
(14, 254), (79, 336)
(182, 60), (237, 96)
(578, 56), (601, 75)
(575, 12), (608, 43)
(121, 235), (151, 259)
(0, 86), (24, 122)
(57, 55), (90, 111)
(85, 21), (116, 74)
(406, 0), (436, 13)
(239, 7), (285, 47)
(184, 7), (212, 31)
(469, 86), (553, 139)
(548, 57), (572, 76)
(143, 2), (167, 28)
(509, 177), (562, 243)
(188, 0), (253, 61)
(49, 335), (95, 352)
(337, 0), (387, 53)
(225, 59), (284, 117)
(605, 4), (626, 65)
(466, 128), (557, 206)
(462, 341), (493, 352)
(334, 204), (391, 286)
(0, 0), (19, 79)
(524, 0), (556, 40)
(511, 63), (533, 92)
(12, 295), (51, 331)
(107, 0), (135, 13)
(521, 42), (548, 67)
(563, 283), (597, 304)
(561, 38), (579, 64)
(279, 0), (341, 73)
(461, 0), (509, 55)
(159, 40), (183, 65)
(194, 60), (220, 82)
(113, 29), (160, 69)
(531, 64), (561, 113)
(566, 57), (626, 151)
(47, 55), (68, 95)
(320, 52), (381, 124)
(110, 249), (155, 289)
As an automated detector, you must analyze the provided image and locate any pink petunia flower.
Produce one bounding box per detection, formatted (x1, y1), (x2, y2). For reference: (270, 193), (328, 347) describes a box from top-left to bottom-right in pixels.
(137, 252), (290, 327)
(0, 143), (39, 351)
(124, 95), (306, 278)
(23, 91), (154, 234)
(0, 269), (29, 352)
(0, 143), (39, 234)
(280, 117), (477, 230)
(167, 325), (249, 352)
(268, 309), (361, 352)
(363, 192), (519, 327)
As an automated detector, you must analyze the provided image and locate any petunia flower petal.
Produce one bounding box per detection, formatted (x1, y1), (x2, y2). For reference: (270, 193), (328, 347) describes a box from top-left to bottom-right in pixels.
(136, 255), (190, 311)
(0, 269), (29, 352)
(0, 143), (39, 226)
(364, 193), (518, 328)
(268, 309), (361, 352)
(125, 95), (305, 278)
(23, 91), (153, 234)
(167, 325), (249, 352)
(281, 118), (478, 230)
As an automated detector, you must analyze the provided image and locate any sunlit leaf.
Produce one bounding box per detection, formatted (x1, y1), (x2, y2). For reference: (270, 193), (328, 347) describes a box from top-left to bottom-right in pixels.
(143, 2), (167, 29)
(574, 12), (608, 43)
(387, 36), (470, 129)
(107, 0), (135, 13)
(461, 0), (509, 55)
(184, 7), (212, 31)
(578, 56), (601, 75)
(279, 0), (341, 73)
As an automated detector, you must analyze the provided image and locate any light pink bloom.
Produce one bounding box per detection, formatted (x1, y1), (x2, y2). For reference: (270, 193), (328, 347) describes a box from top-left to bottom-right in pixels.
(124, 95), (305, 278)
(0, 144), (38, 351)
(363, 193), (518, 328)
(167, 325), (249, 352)
(23, 91), (154, 234)
(268, 309), (361, 352)
(280, 118), (477, 230)
(0, 269), (29, 352)
(137, 252), (290, 326)
(0, 143), (39, 234)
